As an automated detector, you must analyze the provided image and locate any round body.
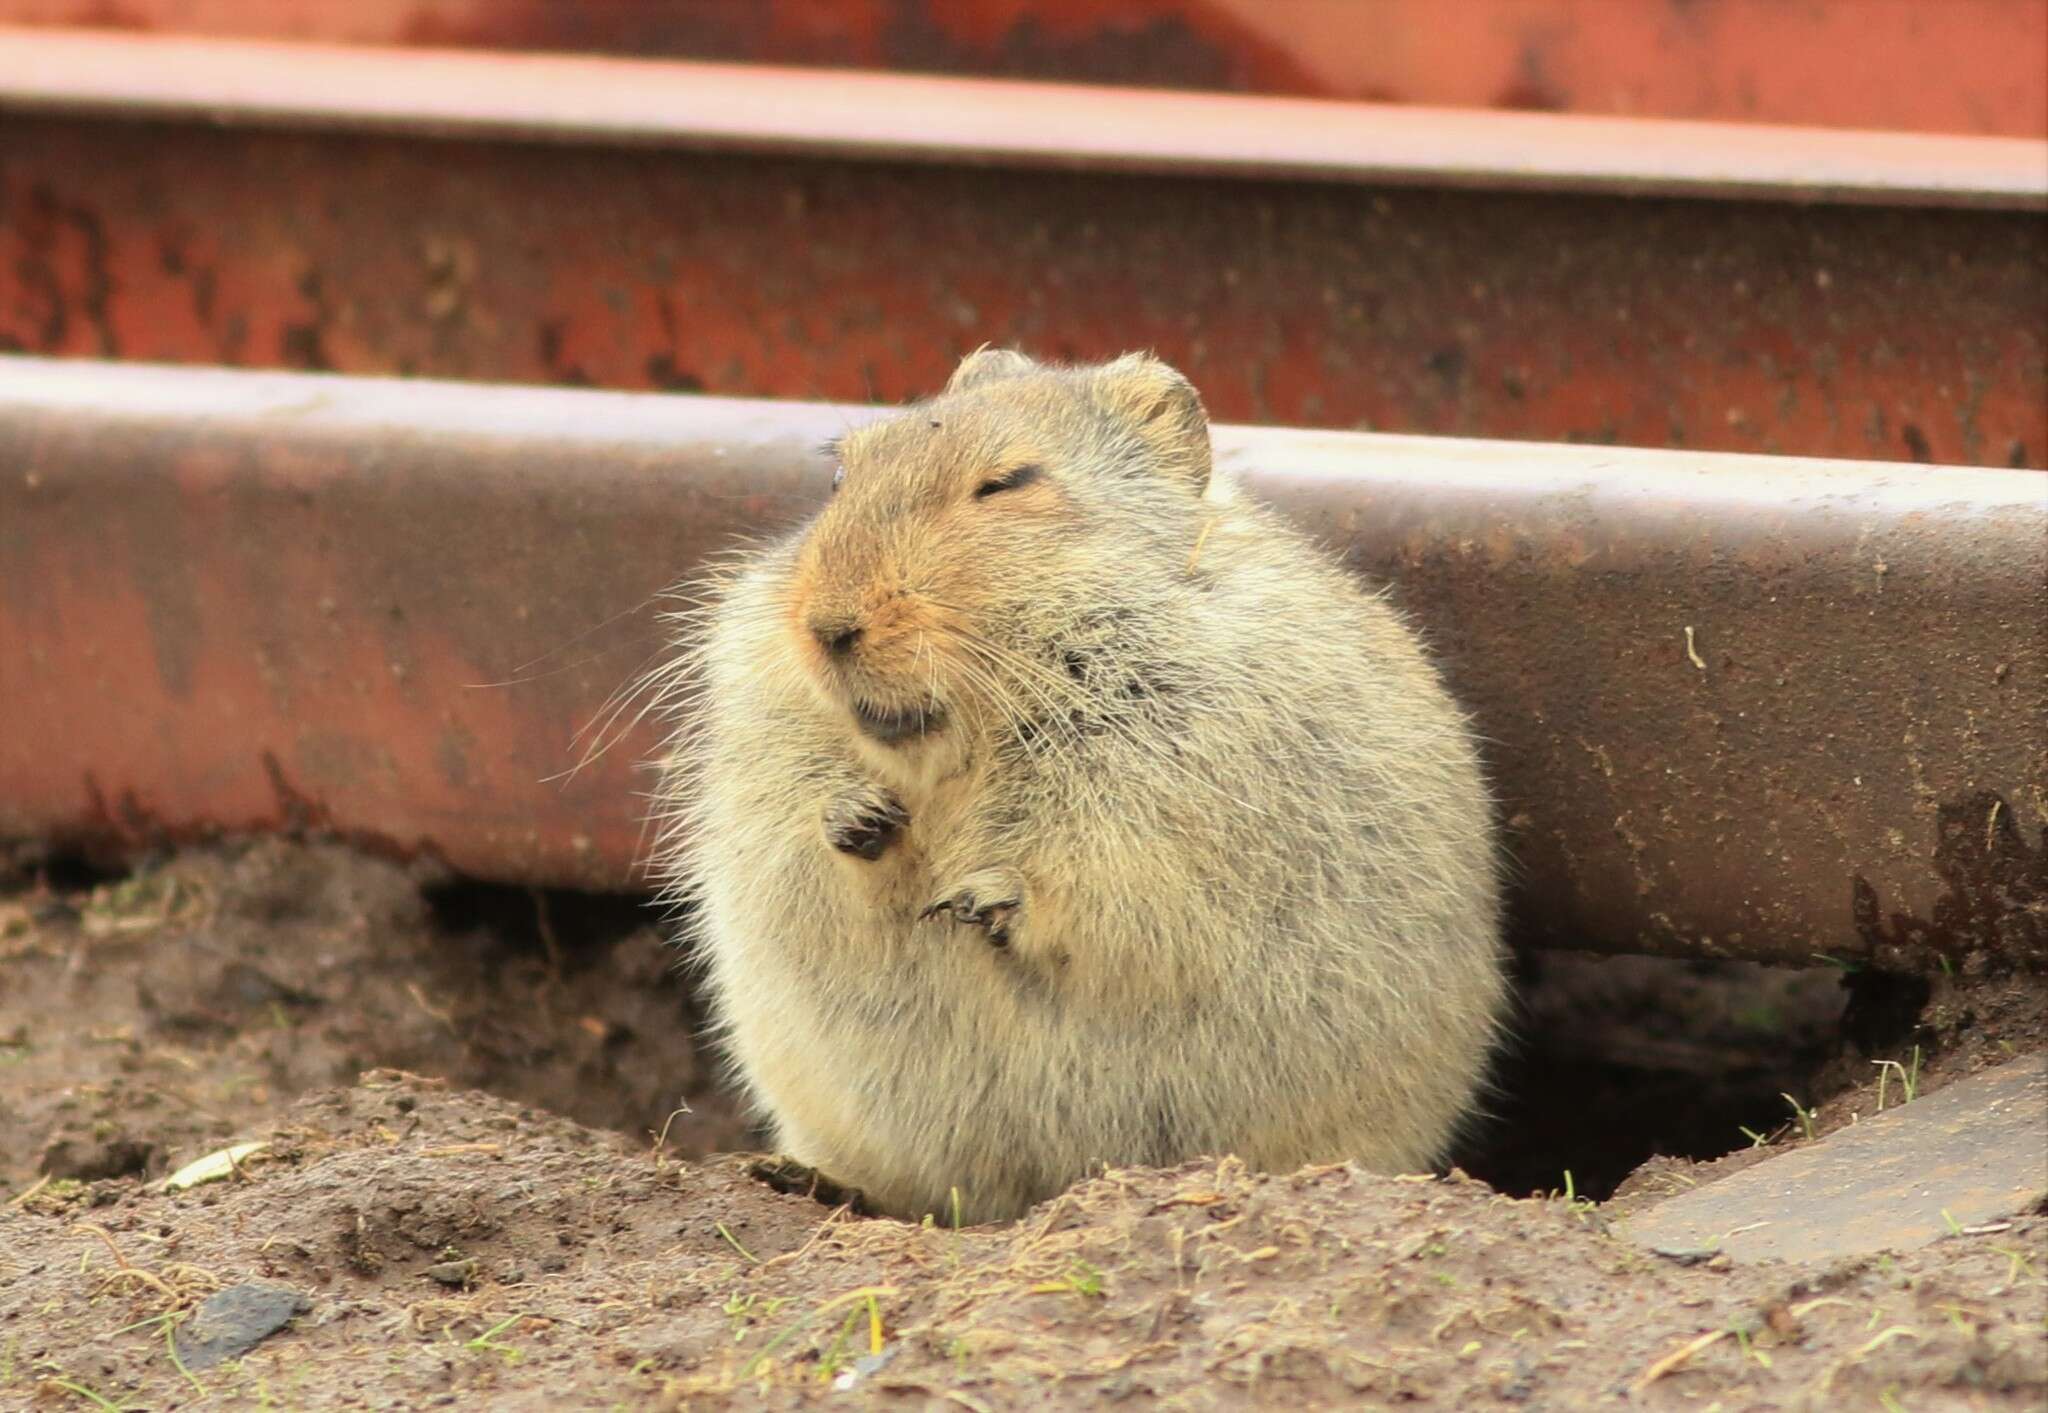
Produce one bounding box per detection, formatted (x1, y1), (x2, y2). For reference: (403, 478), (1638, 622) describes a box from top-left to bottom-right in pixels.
(654, 351), (1505, 1223)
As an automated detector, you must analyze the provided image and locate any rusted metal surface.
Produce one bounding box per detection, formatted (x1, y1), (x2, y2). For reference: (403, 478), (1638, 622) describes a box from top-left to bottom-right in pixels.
(1625, 1055), (2048, 1263)
(2, 113), (2043, 467)
(3, 29), (2045, 207)
(2, 1), (2042, 137)
(2, 357), (2042, 970)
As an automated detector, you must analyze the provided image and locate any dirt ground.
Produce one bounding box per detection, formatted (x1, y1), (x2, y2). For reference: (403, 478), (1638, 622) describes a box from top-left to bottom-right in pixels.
(2, 839), (2043, 1410)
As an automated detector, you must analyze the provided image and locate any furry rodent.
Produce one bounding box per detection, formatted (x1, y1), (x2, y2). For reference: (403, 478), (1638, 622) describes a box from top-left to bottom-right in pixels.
(653, 349), (1506, 1224)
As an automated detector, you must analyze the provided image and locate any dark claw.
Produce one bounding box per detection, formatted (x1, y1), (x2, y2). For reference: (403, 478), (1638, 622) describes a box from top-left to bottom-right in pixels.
(747, 1156), (873, 1215)
(923, 888), (1019, 947)
(824, 790), (908, 860)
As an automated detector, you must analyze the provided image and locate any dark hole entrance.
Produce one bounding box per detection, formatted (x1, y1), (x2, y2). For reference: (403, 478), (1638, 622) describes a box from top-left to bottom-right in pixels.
(1, 842), (139, 894)
(422, 878), (652, 973)
(1453, 949), (1874, 1200)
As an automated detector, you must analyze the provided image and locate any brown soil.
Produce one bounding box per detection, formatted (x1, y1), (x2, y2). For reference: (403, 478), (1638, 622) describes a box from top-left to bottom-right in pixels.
(2, 840), (2043, 1410)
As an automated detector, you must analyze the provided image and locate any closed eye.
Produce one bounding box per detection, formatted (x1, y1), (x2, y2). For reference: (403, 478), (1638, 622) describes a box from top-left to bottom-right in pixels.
(974, 463), (1044, 499)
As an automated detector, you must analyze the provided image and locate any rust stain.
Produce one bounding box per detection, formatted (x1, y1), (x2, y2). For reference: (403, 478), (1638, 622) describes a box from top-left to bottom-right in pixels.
(1855, 791), (2048, 972)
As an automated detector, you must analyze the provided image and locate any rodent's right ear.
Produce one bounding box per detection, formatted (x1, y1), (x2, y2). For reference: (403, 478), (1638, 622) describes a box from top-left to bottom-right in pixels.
(1092, 354), (1211, 494)
(946, 346), (1039, 393)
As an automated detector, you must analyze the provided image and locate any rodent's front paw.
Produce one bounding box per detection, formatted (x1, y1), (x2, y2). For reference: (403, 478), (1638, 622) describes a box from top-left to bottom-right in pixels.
(920, 868), (1025, 948)
(822, 785), (909, 861)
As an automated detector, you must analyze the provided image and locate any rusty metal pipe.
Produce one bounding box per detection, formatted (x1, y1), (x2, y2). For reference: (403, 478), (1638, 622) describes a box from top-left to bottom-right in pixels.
(1, 357), (2042, 970)
(4, 110), (2042, 470)
(1, 27), (2043, 208)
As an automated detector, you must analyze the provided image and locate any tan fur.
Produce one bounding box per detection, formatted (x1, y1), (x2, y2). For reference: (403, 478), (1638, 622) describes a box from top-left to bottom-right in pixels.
(650, 351), (1506, 1223)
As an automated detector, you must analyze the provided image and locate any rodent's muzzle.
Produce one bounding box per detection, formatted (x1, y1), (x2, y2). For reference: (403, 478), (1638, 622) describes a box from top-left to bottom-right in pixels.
(799, 602), (946, 745)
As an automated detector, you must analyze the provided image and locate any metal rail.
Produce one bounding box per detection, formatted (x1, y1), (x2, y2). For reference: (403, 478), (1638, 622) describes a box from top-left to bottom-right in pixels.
(3, 357), (2040, 970)
(1, 27), (2042, 207)
(1, 43), (2041, 467)
(1, 2), (2043, 138)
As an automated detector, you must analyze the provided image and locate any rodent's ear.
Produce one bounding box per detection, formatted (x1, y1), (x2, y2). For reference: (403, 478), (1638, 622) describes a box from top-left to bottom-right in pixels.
(946, 346), (1039, 393)
(1092, 354), (1211, 492)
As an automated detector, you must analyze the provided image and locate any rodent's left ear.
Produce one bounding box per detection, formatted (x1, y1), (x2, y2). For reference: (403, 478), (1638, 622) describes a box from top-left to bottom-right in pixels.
(947, 346), (1039, 393)
(1092, 354), (1211, 493)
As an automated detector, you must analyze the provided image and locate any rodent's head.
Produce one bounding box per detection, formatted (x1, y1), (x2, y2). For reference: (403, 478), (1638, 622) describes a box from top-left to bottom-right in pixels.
(787, 348), (1212, 754)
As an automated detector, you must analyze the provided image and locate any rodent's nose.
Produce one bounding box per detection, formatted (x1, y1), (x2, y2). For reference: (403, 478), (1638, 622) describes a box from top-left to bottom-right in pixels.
(811, 619), (864, 657)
